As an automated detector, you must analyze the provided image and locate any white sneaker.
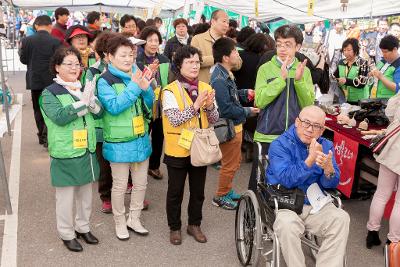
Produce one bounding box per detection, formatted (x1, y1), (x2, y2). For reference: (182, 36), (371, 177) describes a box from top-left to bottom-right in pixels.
(127, 212), (149, 236)
(114, 215), (129, 240)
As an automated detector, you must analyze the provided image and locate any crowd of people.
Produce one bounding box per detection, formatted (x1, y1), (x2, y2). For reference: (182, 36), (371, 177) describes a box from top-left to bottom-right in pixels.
(17, 6), (400, 266)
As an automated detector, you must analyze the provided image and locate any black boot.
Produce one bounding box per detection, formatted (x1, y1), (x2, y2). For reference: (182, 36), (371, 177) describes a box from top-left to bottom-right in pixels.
(62, 238), (83, 252)
(366, 230), (381, 249)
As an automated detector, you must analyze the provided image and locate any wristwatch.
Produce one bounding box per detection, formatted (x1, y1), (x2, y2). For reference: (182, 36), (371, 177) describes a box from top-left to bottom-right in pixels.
(326, 171), (335, 179)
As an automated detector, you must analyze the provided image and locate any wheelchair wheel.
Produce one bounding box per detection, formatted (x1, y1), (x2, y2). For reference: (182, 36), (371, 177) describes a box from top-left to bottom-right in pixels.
(235, 190), (262, 266)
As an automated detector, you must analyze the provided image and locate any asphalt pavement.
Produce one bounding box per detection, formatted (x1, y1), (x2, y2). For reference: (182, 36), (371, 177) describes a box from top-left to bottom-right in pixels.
(0, 71), (389, 267)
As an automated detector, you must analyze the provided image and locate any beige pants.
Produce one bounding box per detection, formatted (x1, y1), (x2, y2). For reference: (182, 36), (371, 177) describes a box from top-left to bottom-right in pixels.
(110, 160), (149, 218)
(55, 183), (93, 240)
(273, 203), (350, 267)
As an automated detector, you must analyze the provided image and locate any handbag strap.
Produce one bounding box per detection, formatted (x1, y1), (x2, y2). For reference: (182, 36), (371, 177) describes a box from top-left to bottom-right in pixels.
(373, 123), (400, 153)
(176, 80), (203, 129)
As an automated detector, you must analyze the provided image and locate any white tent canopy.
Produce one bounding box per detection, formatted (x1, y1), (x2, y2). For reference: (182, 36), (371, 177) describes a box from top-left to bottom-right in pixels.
(8, 0), (400, 22)
(206, 0), (400, 23)
(10, 0), (186, 13)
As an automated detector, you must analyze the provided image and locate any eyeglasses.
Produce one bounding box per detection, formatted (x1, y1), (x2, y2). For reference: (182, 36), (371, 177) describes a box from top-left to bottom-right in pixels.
(61, 63), (82, 69)
(276, 42), (295, 50)
(298, 117), (325, 132)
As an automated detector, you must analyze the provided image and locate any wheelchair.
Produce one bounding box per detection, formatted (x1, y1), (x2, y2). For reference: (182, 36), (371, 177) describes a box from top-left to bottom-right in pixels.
(235, 143), (346, 266)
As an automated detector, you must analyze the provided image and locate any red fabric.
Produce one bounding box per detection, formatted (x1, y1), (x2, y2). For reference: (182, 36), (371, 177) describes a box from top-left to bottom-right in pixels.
(325, 114), (385, 148)
(384, 192), (396, 220)
(51, 27), (66, 43)
(333, 132), (359, 198)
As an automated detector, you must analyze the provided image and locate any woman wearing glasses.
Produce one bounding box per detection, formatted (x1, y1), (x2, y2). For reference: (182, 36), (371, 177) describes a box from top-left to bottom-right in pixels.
(64, 25), (96, 83)
(162, 45), (218, 245)
(40, 46), (103, 252)
(120, 14), (137, 36)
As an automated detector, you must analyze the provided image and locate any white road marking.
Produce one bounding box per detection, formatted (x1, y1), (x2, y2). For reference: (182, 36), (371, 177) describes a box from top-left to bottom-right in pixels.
(1, 94), (23, 267)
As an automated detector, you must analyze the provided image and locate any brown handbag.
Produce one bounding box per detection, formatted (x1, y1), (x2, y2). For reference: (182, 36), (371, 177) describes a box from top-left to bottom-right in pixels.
(177, 81), (222, 167)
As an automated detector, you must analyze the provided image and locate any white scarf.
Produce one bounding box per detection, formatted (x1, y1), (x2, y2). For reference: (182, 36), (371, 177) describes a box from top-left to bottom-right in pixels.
(53, 75), (83, 99)
(176, 33), (190, 45)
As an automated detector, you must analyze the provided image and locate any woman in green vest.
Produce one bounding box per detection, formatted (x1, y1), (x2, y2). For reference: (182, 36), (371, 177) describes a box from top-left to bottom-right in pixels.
(97, 35), (154, 240)
(368, 34), (400, 98)
(136, 26), (171, 180)
(40, 46), (103, 252)
(334, 38), (369, 104)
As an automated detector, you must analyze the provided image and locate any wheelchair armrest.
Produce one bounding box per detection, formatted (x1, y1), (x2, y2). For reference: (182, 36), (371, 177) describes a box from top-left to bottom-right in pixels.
(324, 189), (343, 209)
(325, 189), (342, 198)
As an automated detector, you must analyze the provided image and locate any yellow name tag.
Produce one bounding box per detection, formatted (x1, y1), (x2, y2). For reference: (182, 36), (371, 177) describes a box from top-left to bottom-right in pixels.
(370, 86), (377, 98)
(132, 116), (145, 135)
(73, 129), (88, 149)
(178, 128), (195, 150)
(154, 86), (161, 101)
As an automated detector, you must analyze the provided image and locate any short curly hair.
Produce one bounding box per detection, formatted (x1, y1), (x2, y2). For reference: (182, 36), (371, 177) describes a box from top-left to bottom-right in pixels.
(173, 45), (202, 70)
(106, 35), (135, 56)
(94, 32), (119, 59)
(120, 14), (136, 28)
(342, 38), (360, 55)
(140, 26), (162, 46)
(50, 46), (82, 75)
(173, 18), (188, 29)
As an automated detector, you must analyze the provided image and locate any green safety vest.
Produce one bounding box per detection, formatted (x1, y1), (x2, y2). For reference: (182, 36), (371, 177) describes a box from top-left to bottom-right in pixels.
(88, 67), (104, 129)
(159, 63), (170, 88)
(338, 62), (369, 102)
(101, 71), (151, 143)
(41, 84), (96, 159)
(375, 61), (396, 99)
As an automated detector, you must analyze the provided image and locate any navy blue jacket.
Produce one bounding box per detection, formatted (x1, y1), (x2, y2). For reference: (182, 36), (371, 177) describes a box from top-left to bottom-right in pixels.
(211, 63), (251, 125)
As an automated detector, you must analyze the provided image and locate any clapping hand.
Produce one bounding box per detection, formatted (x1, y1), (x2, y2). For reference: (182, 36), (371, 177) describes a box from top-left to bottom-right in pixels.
(82, 80), (96, 106)
(295, 59), (307, 81)
(315, 150), (335, 177)
(308, 138), (323, 163)
(281, 56), (290, 79)
(205, 90), (215, 110)
(148, 59), (160, 77)
(193, 90), (208, 111)
(132, 69), (154, 90)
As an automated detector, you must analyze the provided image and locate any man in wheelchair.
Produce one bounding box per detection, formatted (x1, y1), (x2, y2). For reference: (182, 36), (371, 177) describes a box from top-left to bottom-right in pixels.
(266, 106), (350, 267)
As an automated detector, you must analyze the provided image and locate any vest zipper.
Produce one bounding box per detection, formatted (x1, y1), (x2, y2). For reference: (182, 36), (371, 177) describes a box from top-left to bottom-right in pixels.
(285, 76), (290, 130)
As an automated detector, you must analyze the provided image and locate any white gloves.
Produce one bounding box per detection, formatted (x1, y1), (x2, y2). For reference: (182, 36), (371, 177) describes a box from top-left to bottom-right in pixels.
(81, 80), (96, 108)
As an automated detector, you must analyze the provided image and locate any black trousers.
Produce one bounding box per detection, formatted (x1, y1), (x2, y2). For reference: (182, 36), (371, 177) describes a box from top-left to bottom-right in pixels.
(149, 118), (164, 170)
(31, 90), (47, 140)
(248, 142), (270, 192)
(96, 142), (113, 201)
(166, 157), (207, 231)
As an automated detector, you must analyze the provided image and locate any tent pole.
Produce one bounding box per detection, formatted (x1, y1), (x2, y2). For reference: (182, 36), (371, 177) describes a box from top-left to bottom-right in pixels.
(0, 140), (12, 214)
(369, 0), (373, 20)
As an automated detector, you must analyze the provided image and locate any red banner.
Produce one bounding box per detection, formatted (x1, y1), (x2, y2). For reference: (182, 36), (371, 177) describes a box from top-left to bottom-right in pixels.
(333, 132), (359, 198)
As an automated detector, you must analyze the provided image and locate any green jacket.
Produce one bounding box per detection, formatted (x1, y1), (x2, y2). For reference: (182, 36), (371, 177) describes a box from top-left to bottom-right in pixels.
(254, 56), (315, 143)
(40, 82), (103, 187)
(86, 59), (107, 142)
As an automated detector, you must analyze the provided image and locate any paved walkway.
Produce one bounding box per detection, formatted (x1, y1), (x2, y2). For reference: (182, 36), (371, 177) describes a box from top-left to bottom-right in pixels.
(0, 72), (389, 266)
